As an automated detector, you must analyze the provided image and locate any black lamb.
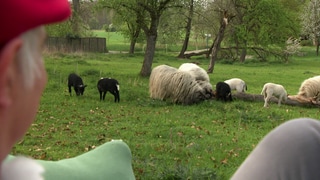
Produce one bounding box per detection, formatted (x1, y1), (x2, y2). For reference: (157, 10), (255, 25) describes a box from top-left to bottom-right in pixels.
(68, 73), (87, 96)
(97, 78), (120, 102)
(215, 82), (233, 102)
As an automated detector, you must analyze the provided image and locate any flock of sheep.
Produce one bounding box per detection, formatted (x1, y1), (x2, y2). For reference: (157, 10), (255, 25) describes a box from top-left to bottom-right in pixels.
(260, 75), (320, 107)
(149, 63), (320, 107)
(67, 63), (320, 107)
(68, 73), (120, 102)
(149, 63), (242, 105)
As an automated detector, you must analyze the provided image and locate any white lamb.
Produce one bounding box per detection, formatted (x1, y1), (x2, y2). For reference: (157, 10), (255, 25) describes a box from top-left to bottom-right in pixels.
(224, 78), (247, 93)
(261, 83), (288, 107)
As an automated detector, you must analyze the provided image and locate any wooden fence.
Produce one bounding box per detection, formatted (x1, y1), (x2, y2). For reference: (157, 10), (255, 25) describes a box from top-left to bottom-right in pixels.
(45, 37), (108, 53)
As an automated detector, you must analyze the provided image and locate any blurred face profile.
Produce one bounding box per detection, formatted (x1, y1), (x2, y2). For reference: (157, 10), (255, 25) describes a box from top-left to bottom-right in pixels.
(9, 26), (48, 143)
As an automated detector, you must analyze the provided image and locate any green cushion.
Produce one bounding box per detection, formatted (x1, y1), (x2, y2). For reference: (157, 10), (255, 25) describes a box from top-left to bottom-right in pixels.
(6, 140), (135, 180)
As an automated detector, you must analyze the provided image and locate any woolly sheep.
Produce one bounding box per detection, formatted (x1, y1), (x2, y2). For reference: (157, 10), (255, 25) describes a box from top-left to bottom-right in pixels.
(261, 83), (287, 107)
(178, 63), (213, 97)
(224, 78), (247, 93)
(97, 78), (120, 102)
(178, 63), (210, 82)
(297, 75), (320, 102)
(215, 82), (233, 102)
(68, 73), (87, 96)
(149, 65), (210, 105)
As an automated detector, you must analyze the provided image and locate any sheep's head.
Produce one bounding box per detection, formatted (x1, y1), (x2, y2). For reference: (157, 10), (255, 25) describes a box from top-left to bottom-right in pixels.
(183, 88), (207, 105)
(212, 90), (217, 98)
(197, 81), (213, 99)
(76, 84), (87, 96)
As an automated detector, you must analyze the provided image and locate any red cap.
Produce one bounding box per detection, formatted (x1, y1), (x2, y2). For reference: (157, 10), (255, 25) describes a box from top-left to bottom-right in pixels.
(1, 0), (71, 46)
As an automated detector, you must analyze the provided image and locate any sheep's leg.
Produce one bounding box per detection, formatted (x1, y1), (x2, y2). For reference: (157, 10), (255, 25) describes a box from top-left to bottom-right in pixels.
(278, 95), (283, 106)
(110, 92), (117, 102)
(264, 95), (271, 108)
(68, 86), (72, 96)
(99, 91), (103, 101)
(110, 91), (120, 102)
(116, 91), (120, 102)
(228, 93), (233, 101)
(278, 99), (281, 106)
(236, 87), (242, 93)
(102, 92), (107, 100)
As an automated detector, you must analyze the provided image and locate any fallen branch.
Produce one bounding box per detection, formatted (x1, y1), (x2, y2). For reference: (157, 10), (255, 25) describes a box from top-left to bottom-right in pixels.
(182, 49), (209, 59)
(231, 92), (320, 107)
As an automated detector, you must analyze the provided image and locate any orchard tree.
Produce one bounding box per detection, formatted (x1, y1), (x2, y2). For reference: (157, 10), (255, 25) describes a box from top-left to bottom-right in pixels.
(137, 0), (176, 76)
(176, 0), (194, 58)
(45, 21), (73, 37)
(97, 0), (145, 54)
(230, 0), (300, 62)
(208, 6), (235, 72)
(301, 0), (320, 55)
(72, 0), (81, 36)
(98, 0), (176, 76)
(46, 0), (93, 38)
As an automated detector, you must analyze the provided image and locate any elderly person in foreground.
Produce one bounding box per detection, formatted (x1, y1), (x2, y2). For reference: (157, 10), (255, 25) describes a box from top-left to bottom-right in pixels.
(0, 0), (135, 180)
(231, 118), (320, 180)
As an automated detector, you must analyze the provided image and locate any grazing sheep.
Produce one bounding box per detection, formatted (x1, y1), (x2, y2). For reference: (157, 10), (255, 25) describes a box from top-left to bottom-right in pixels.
(297, 76), (320, 102)
(97, 78), (120, 102)
(149, 65), (209, 105)
(68, 73), (87, 96)
(215, 82), (233, 102)
(178, 63), (210, 82)
(261, 83), (287, 107)
(224, 78), (247, 93)
(178, 63), (213, 98)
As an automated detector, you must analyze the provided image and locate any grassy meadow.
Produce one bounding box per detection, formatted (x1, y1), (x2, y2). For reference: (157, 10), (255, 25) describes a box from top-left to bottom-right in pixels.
(12, 34), (320, 179)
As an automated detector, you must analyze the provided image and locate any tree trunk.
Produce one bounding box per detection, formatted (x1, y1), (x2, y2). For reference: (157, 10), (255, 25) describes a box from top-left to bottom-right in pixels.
(137, 0), (172, 76)
(129, 40), (136, 54)
(72, 0), (80, 35)
(140, 34), (157, 76)
(129, 28), (140, 54)
(239, 47), (246, 63)
(231, 93), (320, 107)
(208, 23), (226, 73)
(177, 0), (194, 58)
(317, 40), (319, 56)
(208, 10), (229, 73)
(206, 43), (214, 58)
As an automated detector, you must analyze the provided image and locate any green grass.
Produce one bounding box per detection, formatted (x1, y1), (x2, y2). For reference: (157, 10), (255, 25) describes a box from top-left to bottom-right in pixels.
(12, 47), (320, 179)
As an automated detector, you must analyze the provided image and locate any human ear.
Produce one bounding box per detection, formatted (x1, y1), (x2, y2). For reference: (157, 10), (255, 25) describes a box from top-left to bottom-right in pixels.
(0, 38), (22, 108)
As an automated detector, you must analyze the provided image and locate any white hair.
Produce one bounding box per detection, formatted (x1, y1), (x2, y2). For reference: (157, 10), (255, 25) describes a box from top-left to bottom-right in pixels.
(16, 26), (45, 89)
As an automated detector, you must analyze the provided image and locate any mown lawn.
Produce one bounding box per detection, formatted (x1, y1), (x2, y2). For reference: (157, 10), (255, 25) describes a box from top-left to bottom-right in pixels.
(12, 46), (320, 179)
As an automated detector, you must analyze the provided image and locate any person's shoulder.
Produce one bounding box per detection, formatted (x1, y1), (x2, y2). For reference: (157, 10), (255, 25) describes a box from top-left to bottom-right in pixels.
(2, 156), (44, 180)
